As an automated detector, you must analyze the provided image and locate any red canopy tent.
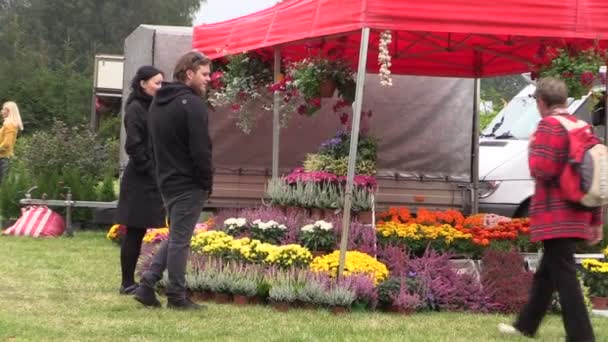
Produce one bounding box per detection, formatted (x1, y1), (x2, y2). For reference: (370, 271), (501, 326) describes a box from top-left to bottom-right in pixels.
(193, 0), (608, 77)
(193, 0), (608, 275)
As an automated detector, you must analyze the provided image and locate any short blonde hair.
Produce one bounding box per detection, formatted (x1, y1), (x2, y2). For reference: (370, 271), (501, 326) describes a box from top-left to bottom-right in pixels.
(2, 101), (24, 131)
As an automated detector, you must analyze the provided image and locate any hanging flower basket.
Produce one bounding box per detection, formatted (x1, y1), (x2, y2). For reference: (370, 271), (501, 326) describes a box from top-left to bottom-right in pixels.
(208, 52), (274, 134)
(273, 57), (355, 117)
(320, 79), (337, 97)
(534, 46), (607, 100)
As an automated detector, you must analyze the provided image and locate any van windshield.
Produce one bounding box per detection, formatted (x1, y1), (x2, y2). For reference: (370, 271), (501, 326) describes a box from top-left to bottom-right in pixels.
(483, 96), (540, 140)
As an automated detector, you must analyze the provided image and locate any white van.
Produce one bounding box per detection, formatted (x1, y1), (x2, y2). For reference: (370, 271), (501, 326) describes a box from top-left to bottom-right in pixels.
(478, 84), (604, 217)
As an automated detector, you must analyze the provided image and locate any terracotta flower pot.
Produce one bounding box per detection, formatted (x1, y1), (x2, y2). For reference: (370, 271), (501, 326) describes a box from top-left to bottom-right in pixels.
(309, 207), (324, 221)
(591, 296), (608, 310)
(274, 205), (288, 215)
(387, 305), (414, 315)
(330, 306), (349, 315)
(200, 290), (213, 301)
(285, 206), (303, 217)
(323, 208), (337, 219)
(271, 301), (290, 312)
(312, 250), (327, 258)
(188, 291), (201, 302)
(320, 79), (337, 98)
(249, 295), (264, 305)
(233, 294), (249, 305)
(301, 303), (317, 310)
(214, 292), (232, 304)
(356, 211), (373, 225)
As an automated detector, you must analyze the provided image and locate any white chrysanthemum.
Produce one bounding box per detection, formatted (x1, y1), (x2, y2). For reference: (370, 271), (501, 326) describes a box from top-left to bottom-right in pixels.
(301, 224), (315, 233)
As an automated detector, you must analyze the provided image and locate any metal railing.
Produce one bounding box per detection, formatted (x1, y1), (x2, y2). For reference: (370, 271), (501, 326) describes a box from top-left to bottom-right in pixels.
(19, 186), (117, 237)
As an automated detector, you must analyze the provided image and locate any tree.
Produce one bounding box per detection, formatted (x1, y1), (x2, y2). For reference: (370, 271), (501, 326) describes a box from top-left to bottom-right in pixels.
(8, 0), (202, 69)
(0, 0), (203, 130)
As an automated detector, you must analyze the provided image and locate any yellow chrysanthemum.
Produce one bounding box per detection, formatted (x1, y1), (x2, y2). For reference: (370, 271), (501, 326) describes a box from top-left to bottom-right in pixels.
(310, 250), (389, 285)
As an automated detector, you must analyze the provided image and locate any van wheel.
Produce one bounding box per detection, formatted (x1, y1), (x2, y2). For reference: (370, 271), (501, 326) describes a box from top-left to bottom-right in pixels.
(514, 201), (530, 218)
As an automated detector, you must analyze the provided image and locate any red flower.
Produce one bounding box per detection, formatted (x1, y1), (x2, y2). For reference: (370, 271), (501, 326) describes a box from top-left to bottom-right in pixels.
(309, 97), (321, 108)
(340, 113), (349, 125)
(297, 105), (307, 115)
(231, 104), (241, 112)
(332, 99), (349, 113)
(210, 71), (224, 89)
(530, 71), (539, 80)
(561, 71), (574, 79)
(580, 71), (594, 86)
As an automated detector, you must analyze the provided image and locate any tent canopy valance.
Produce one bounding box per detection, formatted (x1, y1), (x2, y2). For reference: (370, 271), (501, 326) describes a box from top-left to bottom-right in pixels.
(193, 0), (608, 77)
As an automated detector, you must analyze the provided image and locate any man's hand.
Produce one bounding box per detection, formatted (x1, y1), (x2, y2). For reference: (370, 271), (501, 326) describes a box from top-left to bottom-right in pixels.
(588, 225), (604, 245)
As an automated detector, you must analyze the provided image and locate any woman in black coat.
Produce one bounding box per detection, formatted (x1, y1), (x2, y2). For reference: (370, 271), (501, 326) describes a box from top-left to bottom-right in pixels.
(116, 66), (166, 295)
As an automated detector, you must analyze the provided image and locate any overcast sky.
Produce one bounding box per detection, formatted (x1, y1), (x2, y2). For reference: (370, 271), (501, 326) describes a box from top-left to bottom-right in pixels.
(194, 0), (278, 24)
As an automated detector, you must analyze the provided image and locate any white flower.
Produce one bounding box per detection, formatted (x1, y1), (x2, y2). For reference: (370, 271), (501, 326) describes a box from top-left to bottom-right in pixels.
(319, 222), (333, 231)
(378, 30), (393, 87)
(278, 224), (287, 230)
(301, 224), (315, 233)
(225, 217), (246, 228)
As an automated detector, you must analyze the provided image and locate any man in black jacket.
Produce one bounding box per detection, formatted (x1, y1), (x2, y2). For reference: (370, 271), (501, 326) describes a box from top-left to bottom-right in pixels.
(135, 51), (212, 310)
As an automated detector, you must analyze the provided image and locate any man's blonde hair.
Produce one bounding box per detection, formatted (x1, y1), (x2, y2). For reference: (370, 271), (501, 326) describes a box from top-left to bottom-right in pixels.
(2, 101), (23, 131)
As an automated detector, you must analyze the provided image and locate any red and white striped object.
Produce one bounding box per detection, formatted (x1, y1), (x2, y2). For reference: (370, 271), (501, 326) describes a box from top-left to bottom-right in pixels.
(3, 206), (65, 237)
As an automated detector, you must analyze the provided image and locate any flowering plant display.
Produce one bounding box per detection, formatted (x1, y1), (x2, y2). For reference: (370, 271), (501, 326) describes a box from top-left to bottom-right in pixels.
(280, 57), (356, 116)
(266, 244), (314, 268)
(209, 52), (273, 134)
(581, 259), (608, 297)
(190, 230), (313, 268)
(534, 46), (607, 99)
(375, 207), (533, 256)
(303, 130), (378, 177)
(223, 217), (248, 236)
(250, 219), (287, 245)
(310, 250), (389, 285)
(299, 220), (335, 252)
(143, 228), (169, 244)
(106, 224), (126, 244)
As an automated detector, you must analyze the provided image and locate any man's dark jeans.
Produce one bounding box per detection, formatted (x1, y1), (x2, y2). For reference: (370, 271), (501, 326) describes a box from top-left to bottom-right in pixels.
(140, 189), (207, 300)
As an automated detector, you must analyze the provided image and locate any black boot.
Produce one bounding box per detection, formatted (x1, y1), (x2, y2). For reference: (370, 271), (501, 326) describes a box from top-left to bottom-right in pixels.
(134, 285), (161, 308)
(167, 297), (206, 311)
(119, 283), (139, 295)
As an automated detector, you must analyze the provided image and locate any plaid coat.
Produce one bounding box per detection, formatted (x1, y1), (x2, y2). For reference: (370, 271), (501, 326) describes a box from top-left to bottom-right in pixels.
(528, 113), (602, 242)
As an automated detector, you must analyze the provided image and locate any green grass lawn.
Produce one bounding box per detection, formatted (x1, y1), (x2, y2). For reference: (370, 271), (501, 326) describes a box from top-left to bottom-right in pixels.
(0, 232), (606, 342)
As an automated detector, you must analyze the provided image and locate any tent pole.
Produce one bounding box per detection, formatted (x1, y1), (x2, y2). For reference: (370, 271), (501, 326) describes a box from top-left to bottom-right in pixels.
(272, 47), (281, 179)
(338, 27), (370, 280)
(471, 77), (480, 214)
(471, 51), (481, 214)
(603, 68), (608, 144)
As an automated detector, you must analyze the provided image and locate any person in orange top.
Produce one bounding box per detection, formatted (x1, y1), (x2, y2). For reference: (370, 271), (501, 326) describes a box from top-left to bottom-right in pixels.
(0, 101), (23, 183)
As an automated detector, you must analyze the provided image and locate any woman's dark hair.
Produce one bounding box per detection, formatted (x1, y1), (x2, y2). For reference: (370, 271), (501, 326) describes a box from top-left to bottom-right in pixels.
(126, 65), (163, 105)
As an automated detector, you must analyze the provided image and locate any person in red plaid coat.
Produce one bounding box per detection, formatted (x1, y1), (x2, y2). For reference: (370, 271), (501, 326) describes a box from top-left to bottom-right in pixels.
(499, 77), (603, 342)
